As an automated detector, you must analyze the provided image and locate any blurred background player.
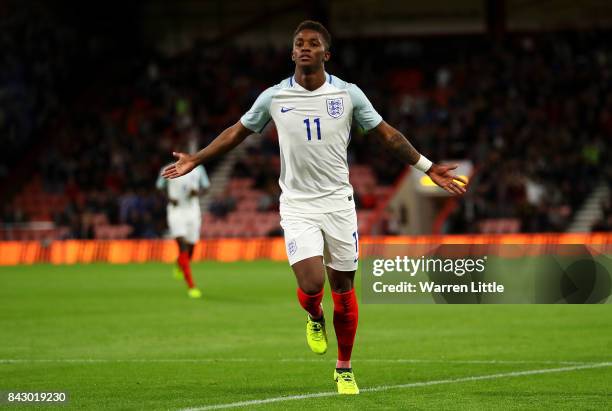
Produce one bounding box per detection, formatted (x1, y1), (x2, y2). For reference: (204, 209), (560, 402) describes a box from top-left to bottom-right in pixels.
(162, 20), (466, 393)
(156, 159), (210, 299)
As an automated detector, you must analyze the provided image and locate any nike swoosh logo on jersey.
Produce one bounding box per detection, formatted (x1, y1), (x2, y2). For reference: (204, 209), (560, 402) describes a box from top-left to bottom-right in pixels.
(280, 107), (295, 113)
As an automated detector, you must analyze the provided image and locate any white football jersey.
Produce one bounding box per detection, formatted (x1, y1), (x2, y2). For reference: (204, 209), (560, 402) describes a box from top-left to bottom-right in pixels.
(156, 165), (210, 212)
(240, 73), (382, 214)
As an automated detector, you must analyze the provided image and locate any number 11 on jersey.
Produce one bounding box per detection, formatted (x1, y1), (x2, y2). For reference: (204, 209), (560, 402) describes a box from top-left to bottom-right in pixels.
(303, 118), (322, 141)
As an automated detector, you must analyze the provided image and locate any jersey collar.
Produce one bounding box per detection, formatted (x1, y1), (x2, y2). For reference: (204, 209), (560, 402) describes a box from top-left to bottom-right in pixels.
(290, 72), (333, 91)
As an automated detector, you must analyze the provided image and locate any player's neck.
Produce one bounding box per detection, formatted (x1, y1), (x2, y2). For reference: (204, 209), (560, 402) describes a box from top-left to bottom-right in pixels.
(294, 67), (326, 91)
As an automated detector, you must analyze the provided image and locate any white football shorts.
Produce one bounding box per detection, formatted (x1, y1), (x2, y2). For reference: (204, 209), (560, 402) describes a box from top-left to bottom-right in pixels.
(280, 207), (359, 271)
(167, 208), (201, 244)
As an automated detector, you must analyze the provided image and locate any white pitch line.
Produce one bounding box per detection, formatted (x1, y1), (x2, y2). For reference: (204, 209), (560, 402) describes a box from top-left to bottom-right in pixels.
(0, 358), (599, 365)
(179, 362), (612, 411)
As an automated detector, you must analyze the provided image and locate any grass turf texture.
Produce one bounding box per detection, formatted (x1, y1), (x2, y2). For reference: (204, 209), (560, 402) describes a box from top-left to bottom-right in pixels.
(0, 261), (610, 410)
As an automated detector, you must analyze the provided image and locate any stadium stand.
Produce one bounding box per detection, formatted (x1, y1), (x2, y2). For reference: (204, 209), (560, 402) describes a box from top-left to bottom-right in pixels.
(1, 5), (610, 238)
(592, 188), (612, 232)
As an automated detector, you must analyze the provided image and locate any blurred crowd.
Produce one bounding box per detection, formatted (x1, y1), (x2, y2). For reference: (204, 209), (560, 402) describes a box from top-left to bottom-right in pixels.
(592, 184), (612, 232)
(432, 33), (612, 233)
(2, 5), (610, 236)
(0, 5), (74, 181)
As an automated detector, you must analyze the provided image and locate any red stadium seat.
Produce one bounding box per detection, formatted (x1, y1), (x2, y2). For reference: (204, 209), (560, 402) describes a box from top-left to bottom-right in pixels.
(479, 219), (521, 234)
(95, 225), (133, 239)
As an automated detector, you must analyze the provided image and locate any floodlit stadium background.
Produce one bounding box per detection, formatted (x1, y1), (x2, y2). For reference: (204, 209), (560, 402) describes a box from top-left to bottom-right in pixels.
(1, 2), (611, 410)
(1, 0), (611, 257)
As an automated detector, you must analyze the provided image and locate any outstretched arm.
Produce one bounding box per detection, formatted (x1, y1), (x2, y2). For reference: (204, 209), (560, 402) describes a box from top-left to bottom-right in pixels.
(162, 122), (253, 179)
(368, 121), (467, 195)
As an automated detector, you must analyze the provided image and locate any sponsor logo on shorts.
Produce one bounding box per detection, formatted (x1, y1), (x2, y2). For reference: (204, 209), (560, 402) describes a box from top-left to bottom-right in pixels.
(288, 239), (298, 256)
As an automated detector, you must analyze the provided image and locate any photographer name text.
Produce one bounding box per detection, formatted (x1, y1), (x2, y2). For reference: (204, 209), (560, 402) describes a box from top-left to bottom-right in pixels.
(372, 281), (504, 293)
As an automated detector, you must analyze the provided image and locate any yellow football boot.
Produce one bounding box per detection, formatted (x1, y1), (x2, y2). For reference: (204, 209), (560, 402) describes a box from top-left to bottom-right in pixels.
(334, 369), (360, 394)
(188, 288), (202, 299)
(306, 315), (327, 355)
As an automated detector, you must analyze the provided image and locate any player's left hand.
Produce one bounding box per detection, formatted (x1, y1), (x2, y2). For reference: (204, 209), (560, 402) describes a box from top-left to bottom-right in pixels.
(426, 164), (468, 196)
(162, 152), (197, 179)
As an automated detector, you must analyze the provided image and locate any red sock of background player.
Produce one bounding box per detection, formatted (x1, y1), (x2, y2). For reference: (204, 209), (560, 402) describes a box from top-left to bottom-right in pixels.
(297, 288), (323, 320)
(177, 251), (195, 289)
(332, 288), (358, 369)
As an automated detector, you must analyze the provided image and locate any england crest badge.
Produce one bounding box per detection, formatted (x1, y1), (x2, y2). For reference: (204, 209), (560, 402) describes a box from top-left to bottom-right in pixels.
(287, 239), (298, 256)
(326, 97), (344, 118)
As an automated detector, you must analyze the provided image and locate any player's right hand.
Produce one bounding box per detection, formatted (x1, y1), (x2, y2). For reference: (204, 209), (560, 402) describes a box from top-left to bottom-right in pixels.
(162, 152), (197, 179)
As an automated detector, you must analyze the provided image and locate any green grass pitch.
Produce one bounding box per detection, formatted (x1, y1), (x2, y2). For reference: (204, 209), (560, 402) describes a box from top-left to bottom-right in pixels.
(0, 261), (610, 410)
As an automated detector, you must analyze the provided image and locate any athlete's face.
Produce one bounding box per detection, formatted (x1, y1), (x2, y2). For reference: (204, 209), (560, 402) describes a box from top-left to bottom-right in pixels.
(292, 29), (330, 69)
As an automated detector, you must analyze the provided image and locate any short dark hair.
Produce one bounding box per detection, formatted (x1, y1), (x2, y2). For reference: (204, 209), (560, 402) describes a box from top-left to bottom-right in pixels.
(293, 20), (331, 51)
